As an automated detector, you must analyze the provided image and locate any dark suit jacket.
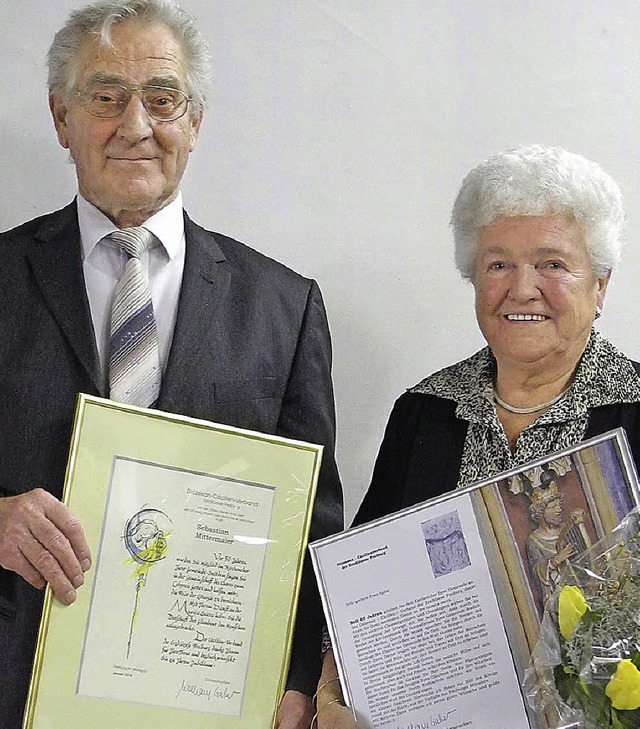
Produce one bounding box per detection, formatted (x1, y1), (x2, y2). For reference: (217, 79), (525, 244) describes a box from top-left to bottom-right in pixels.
(0, 201), (343, 727)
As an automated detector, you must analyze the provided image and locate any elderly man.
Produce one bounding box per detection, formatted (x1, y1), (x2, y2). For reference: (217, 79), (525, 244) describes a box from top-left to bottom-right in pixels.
(0, 1), (342, 727)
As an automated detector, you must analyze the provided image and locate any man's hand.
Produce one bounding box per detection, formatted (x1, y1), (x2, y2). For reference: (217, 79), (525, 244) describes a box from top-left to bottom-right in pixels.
(276, 690), (314, 729)
(553, 543), (574, 568)
(0, 488), (91, 605)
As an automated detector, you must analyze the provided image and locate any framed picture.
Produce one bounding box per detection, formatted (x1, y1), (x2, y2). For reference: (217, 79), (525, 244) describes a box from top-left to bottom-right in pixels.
(310, 428), (640, 729)
(24, 394), (322, 729)
(475, 428), (638, 681)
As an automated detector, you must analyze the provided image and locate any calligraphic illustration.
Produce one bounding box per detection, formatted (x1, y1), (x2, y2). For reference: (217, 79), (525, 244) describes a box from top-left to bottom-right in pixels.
(124, 506), (172, 658)
(421, 510), (470, 578)
(73, 443), (289, 720)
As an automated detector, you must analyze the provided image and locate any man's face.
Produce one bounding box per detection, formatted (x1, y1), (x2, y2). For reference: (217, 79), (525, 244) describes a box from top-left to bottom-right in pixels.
(49, 20), (202, 227)
(543, 498), (563, 528)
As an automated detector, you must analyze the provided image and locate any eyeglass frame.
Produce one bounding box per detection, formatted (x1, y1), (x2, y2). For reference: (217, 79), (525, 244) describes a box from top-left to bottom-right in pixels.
(75, 81), (194, 122)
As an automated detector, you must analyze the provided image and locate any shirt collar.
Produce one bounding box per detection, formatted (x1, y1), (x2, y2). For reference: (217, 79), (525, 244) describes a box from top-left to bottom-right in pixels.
(409, 346), (496, 424)
(77, 192), (185, 260)
(569, 329), (640, 408)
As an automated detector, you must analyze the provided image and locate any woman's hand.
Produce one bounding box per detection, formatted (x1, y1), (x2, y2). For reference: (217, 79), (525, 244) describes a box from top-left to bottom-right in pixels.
(315, 699), (359, 729)
(314, 649), (361, 728)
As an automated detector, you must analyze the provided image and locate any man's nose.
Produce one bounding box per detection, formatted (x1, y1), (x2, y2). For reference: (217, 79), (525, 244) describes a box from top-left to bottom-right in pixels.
(115, 94), (153, 142)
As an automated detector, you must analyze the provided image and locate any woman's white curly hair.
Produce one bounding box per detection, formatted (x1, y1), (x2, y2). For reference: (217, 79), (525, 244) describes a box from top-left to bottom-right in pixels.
(451, 145), (625, 280)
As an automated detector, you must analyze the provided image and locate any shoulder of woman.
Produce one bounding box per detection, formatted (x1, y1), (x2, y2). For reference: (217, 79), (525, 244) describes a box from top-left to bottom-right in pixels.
(409, 347), (491, 398)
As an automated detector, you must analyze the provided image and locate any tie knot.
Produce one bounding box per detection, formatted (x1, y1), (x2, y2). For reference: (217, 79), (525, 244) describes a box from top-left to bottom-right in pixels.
(110, 227), (154, 259)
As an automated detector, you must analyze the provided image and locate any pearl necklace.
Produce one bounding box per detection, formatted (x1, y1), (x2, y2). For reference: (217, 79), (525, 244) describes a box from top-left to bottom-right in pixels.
(493, 387), (568, 415)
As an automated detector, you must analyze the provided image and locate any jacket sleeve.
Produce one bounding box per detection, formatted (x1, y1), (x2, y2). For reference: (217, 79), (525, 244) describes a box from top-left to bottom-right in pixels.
(354, 392), (467, 527)
(275, 279), (344, 696)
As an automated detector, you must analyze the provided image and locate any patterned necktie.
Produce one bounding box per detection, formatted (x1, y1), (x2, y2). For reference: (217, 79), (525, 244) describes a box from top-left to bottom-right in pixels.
(108, 227), (161, 407)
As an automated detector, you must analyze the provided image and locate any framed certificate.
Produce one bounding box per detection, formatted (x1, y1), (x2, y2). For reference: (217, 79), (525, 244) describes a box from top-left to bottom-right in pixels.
(24, 394), (322, 729)
(310, 428), (640, 729)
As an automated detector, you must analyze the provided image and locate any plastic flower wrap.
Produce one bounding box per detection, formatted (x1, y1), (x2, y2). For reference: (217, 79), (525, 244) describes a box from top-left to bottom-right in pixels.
(524, 507), (640, 729)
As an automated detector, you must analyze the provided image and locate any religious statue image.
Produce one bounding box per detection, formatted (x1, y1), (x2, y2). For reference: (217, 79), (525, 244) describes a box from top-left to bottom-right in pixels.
(505, 457), (594, 613)
(524, 469), (591, 608)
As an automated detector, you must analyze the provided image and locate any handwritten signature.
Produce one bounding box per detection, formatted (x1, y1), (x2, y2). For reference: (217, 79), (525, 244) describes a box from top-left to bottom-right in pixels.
(398, 708), (457, 729)
(176, 678), (241, 702)
(177, 679), (212, 701)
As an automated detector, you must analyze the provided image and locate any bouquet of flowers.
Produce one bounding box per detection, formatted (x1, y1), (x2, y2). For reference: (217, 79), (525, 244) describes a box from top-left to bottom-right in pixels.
(524, 507), (640, 729)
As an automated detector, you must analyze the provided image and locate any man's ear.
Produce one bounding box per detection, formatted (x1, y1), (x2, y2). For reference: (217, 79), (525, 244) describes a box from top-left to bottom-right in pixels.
(188, 109), (203, 152)
(49, 91), (70, 149)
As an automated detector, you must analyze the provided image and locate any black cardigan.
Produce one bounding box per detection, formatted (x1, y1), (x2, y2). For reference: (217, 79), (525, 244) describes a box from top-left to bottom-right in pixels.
(354, 378), (640, 528)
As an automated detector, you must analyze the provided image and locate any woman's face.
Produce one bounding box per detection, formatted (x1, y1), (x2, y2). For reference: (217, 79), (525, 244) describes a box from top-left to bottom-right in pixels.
(473, 214), (609, 371)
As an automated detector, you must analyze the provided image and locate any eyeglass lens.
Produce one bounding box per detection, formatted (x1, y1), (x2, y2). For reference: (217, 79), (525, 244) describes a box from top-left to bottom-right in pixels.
(81, 83), (189, 121)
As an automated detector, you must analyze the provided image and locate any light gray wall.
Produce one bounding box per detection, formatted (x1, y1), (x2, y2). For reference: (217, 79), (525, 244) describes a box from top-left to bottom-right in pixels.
(3, 1), (640, 523)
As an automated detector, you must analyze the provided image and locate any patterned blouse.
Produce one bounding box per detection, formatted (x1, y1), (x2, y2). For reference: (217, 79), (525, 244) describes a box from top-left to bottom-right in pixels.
(409, 329), (640, 489)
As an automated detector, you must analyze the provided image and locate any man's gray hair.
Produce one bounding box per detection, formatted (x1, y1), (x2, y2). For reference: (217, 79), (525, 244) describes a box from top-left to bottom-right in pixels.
(451, 145), (625, 280)
(47, 0), (210, 114)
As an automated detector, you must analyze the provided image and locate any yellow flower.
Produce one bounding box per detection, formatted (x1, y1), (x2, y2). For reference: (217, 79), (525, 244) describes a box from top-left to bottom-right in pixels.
(558, 585), (589, 640)
(606, 659), (640, 710)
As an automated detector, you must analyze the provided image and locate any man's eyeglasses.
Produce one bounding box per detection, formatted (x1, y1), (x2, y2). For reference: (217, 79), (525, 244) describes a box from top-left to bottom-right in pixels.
(76, 82), (192, 122)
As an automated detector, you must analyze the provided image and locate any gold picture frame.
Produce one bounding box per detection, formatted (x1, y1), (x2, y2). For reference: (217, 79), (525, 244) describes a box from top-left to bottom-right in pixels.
(24, 394), (322, 729)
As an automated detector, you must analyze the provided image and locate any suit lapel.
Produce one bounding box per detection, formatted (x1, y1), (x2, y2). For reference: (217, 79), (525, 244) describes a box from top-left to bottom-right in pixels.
(159, 213), (230, 410)
(27, 201), (102, 393)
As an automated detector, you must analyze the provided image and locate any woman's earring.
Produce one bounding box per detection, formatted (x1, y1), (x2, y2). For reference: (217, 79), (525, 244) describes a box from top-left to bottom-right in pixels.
(595, 305), (602, 320)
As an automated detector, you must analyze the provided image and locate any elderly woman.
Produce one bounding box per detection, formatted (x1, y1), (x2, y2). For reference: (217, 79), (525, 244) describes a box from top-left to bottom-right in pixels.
(314, 144), (640, 728)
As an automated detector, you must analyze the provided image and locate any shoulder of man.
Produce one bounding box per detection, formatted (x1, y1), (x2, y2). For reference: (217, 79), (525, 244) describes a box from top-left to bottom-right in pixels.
(0, 201), (77, 247)
(183, 213), (315, 293)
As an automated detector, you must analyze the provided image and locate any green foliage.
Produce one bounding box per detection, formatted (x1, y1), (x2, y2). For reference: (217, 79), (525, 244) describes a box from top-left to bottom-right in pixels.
(551, 549), (640, 728)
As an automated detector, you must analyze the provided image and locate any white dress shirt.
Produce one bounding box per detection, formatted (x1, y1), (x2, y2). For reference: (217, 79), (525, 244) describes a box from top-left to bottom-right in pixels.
(78, 193), (186, 388)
